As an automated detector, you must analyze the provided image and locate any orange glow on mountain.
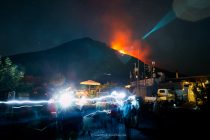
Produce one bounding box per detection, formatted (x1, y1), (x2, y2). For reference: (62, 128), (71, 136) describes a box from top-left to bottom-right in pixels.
(118, 50), (126, 54)
(100, 0), (151, 63)
(110, 29), (151, 63)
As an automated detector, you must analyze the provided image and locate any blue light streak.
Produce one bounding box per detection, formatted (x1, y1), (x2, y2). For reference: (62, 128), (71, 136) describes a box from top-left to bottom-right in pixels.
(143, 10), (176, 39)
(0, 93), (135, 108)
(0, 100), (50, 104)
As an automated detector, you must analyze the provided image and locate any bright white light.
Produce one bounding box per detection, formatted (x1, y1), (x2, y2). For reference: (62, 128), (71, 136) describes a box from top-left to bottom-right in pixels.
(49, 98), (55, 104)
(58, 93), (72, 108)
(111, 91), (117, 97)
(111, 91), (126, 99)
(116, 100), (124, 106)
(128, 95), (135, 100)
(117, 92), (126, 99)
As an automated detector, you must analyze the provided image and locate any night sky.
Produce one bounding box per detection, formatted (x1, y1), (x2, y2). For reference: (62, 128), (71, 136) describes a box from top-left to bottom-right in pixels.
(0, 0), (210, 75)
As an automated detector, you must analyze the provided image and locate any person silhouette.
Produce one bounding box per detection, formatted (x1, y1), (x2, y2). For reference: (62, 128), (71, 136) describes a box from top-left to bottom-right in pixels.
(122, 100), (132, 140)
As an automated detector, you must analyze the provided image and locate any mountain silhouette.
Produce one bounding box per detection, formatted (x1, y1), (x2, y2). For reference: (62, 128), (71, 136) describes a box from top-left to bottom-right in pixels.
(10, 37), (139, 85)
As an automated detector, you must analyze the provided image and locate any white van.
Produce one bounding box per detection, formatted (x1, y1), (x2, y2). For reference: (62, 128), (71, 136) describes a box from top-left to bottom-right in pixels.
(157, 89), (175, 102)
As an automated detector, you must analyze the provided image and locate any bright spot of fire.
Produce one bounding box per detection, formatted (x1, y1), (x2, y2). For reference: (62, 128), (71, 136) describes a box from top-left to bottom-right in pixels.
(100, 1), (151, 63)
(119, 50), (126, 54)
(110, 30), (151, 63)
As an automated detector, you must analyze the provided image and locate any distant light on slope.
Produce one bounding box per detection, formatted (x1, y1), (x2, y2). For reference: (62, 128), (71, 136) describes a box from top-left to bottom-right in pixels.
(119, 50), (126, 54)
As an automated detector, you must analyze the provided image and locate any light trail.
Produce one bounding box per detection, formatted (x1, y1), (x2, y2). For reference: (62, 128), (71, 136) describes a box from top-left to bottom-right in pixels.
(77, 94), (135, 106)
(12, 104), (43, 109)
(84, 95), (114, 101)
(0, 100), (50, 104)
(0, 93), (136, 108)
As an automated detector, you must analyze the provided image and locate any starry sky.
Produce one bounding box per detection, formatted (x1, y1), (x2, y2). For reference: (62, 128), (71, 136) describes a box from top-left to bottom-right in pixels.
(0, 0), (210, 75)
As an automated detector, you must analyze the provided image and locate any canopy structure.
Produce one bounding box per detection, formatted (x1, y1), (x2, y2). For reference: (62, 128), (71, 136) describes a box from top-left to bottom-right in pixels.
(80, 80), (101, 95)
(80, 80), (101, 86)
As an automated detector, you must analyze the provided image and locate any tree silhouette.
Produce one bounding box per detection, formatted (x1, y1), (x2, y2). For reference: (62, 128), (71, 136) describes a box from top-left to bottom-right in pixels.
(0, 57), (24, 92)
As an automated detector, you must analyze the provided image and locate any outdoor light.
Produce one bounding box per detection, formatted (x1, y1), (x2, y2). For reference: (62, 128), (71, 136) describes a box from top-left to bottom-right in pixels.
(58, 93), (73, 108)
(50, 87), (77, 108)
(48, 98), (55, 104)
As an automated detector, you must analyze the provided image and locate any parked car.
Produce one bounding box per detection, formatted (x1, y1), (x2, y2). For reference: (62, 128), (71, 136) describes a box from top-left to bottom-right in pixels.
(157, 89), (176, 102)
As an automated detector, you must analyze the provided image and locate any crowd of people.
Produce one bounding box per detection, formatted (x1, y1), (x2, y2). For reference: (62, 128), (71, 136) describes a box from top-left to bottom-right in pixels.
(56, 96), (143, 140)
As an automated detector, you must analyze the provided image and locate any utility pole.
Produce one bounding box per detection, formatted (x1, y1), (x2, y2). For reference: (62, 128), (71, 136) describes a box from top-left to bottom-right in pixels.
(143, 63), (146, 79)
(134, 63), (139, 96)
(137, 47), (140, 96)
(129, 71), (132, 84)
(144, 64), (149, 79)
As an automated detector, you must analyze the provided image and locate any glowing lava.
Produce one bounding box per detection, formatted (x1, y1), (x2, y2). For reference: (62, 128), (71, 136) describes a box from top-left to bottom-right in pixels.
(110, 30), (151, 63)
(119, 50), (126, 54)
(100, 0), (151, 63)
